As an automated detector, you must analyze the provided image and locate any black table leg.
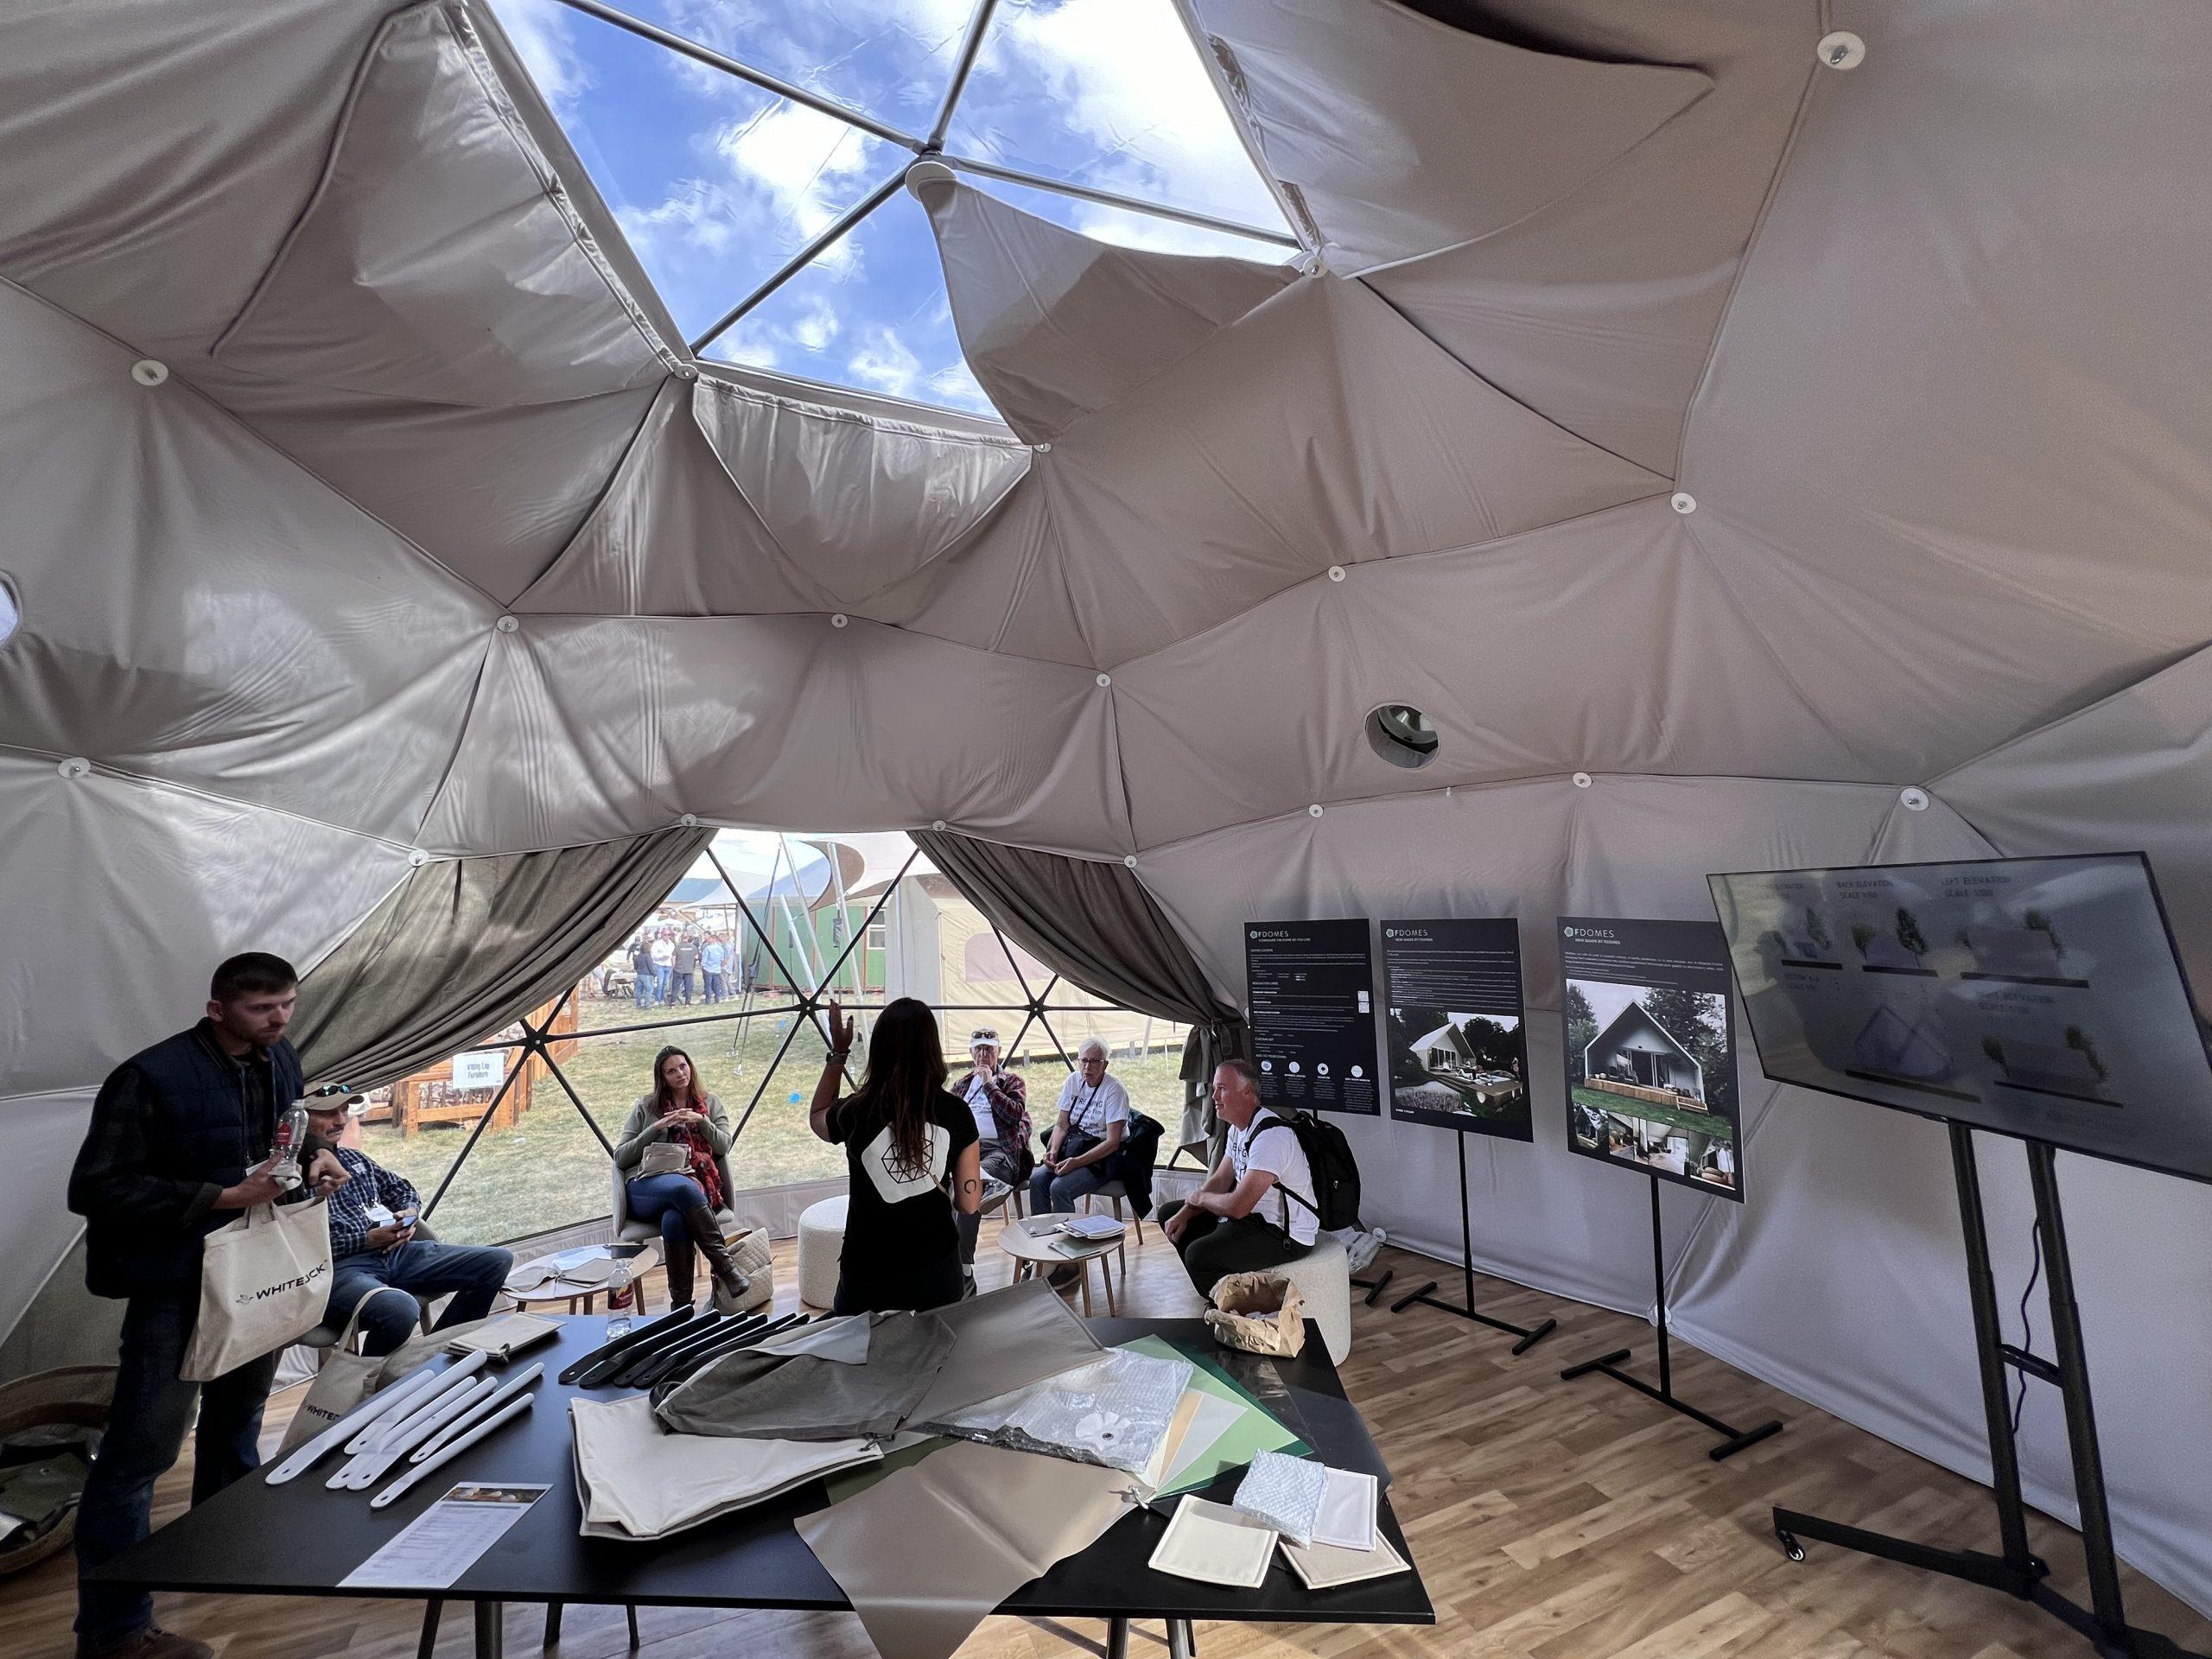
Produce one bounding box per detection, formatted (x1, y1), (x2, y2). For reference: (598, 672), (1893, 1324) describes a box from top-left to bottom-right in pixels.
(417, 1599), (442, 1659)
(1105, 1616), (1129, 1659)
(1168, 1618), (1198, 1658)
(625, 1604), (640, 1649)
(474, 1599), (505, 1659)
(543, 1602), (562, 1648)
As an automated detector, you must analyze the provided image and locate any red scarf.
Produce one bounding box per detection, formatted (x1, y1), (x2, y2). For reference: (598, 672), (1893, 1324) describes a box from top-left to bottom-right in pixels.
(658, 1100), (725, 1212)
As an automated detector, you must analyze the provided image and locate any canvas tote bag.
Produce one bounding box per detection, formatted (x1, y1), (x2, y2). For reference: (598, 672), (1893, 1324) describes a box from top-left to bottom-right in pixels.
(181, 1198), (334, 1382)
(273, 1285), (421, 1453)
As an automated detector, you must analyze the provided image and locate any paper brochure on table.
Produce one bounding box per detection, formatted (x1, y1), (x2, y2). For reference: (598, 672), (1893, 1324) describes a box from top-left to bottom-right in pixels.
(339, 1483), (547, 1590)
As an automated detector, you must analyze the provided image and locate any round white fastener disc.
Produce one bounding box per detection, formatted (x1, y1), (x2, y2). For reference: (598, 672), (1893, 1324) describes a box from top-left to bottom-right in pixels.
(830, 613), (849, 628)
(130, 359), (168, 386)
(931, 819), (947, 831)
(1900, 786), (1930, 811)
(58, 756), (92, 779)
(494, 615), (518, 633)
(1327, 565), (1346, 582)
(1123, 855), (1137, 868)
(1818, 30), (1865, 70)
(1573, 772), (1593, 788)
(1670, 492), (1697, 514)
(1096, 672), (1111, 687)
(1308, 804), (1324, 818)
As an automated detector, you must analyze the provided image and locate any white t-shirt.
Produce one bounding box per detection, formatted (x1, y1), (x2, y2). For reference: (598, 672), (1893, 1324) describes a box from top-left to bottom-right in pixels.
(1055, 1071), (1129, 1139)
(1230, 1109), (1319, 1245)
(649, 939), (673, 968)
(961, 1073), (998, 1143)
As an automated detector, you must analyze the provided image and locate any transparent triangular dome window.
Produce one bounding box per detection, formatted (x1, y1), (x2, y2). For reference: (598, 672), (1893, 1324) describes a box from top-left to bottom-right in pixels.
(702, 191), (997, 419)
(973, 176), (1300, 266)
(946, 0), (1292, 239)
(488, 0), (902, 346)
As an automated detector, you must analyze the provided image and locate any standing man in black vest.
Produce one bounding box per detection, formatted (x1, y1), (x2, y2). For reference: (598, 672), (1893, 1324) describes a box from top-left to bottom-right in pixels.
(67, 953), (349, 1659)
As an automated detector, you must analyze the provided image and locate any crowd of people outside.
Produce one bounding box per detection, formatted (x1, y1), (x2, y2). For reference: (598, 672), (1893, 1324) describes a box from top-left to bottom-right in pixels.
(616, 925), (740, 1010)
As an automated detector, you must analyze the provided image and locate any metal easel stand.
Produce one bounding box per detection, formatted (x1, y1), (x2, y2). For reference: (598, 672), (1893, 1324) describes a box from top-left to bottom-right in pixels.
(1557, 1173), (1783, 1461)
(1386, 1134), (1556, 1356)
(1772, 1125), (2208, 1659)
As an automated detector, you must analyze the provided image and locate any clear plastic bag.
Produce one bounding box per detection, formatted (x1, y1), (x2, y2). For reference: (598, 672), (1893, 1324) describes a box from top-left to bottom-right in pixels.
(921, 1347), (1194, 1475)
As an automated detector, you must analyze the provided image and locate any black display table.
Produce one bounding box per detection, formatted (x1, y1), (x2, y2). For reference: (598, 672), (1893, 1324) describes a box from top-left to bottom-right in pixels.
(96, 1316), (1433, 1657)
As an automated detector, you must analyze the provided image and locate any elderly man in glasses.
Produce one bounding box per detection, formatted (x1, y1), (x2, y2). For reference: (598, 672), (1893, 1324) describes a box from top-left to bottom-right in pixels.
(946, 1027), (1032, 1295)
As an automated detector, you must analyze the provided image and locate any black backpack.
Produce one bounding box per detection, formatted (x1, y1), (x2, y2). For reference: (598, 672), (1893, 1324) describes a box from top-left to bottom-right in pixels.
(1252, 1110), (1362, 1232)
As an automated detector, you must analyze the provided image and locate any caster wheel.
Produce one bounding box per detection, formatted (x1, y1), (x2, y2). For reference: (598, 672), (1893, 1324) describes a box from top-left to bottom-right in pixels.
(1777, 1530), (1806, 1563)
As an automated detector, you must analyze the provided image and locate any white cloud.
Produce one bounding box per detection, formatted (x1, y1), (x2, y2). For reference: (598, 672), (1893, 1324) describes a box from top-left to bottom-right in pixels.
(715, 101), (880, 248)
(848, 325), (924, 398)
(489, 0), (593, 115)
(791, 299), (841, 351)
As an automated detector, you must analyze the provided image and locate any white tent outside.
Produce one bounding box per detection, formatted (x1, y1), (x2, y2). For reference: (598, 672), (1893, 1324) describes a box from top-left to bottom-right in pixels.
(3, 0), (2209, 1618)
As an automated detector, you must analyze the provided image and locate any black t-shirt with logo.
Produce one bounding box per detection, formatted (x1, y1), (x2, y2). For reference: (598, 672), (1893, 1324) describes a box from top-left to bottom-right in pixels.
(829, 1090), (979, 1312)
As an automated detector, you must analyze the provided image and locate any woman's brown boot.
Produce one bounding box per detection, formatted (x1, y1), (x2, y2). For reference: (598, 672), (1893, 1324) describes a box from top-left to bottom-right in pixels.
(684, 1206), (751, 1312)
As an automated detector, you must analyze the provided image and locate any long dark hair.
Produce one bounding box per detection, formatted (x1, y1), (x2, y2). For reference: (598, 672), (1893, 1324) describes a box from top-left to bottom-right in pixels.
(652, 1046), (706, 1116)
(846, 998), (948, 1179)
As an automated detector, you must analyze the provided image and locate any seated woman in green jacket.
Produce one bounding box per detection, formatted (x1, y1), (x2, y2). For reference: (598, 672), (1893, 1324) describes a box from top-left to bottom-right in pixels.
(613, 1046), (749, 1310)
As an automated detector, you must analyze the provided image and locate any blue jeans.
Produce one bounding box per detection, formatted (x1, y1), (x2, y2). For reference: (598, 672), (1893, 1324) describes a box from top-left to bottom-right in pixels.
(702, 970), (725, 1003)
(626, 1172), (710, 1248)
(653, 965), (673, 1002)
(1029, 1159), (1112, 1215)
(672, 970), (694, 1004)
(632, 969), (652, 1007)
(327, 1239), (514, 1357)
(76, 1291), (277, 1648)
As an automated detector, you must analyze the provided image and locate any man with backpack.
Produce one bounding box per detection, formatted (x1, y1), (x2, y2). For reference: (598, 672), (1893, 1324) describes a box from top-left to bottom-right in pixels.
(1157, 1058), (1321, 1297)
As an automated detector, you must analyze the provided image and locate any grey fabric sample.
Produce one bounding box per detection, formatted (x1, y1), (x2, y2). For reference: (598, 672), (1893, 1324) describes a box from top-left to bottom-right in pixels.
(911, 830), (1248, 1148)
(904, 1277), (1104, 1427)
(652, 1310), (953, 1442)
(570, 1395), (878, 1541)
(291, 828), (711, 1090)
(798, 1440), (1135, 1659)
(753, 1314), (872, 1364)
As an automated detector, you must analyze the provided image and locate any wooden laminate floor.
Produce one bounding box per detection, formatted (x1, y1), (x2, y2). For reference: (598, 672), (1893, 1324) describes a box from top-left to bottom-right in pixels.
(4, 1221), (2207, 1659)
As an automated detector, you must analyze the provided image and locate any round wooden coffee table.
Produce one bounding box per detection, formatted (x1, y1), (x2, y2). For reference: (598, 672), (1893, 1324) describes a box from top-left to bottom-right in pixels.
(504, 1241), (659, 1315)
(996, 1214), (1122, 1315)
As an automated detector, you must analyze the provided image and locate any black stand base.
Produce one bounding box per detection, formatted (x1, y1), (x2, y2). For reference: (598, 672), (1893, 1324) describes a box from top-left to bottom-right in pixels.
(1389, 1281), (1556, 1355)
(1382, 1135), (1558, 1354)
(1768, 1129), (2209, 1659)
(1351, 1268), (1394, 1306)
(1771, 1509), (2206, 1659)
(1561, 1346), (1783, 1461)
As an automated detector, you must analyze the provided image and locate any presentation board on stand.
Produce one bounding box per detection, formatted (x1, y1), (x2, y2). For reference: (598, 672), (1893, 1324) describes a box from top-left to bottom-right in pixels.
(1560, 918), (1745, 1201)
(1243, 920), (1381, 1116)
(1710, 853), (2212, 1659)
(1380, 918), (1530, 1139)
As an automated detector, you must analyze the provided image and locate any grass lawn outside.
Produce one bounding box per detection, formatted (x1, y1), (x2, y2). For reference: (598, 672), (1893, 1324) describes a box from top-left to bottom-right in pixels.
(1572, 1084), (1738, 1143)
(364, 990), (1194, 1247)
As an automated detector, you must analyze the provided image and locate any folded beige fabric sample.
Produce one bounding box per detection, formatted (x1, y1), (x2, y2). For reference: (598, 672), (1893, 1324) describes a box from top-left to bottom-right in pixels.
(569, 1395), (879, 1540)
(1147, 1495), (1277, 1589)
(798, 1440), (1134, 1659)
(905, 1277), (1103, 1426)
(1281, 1527), (1411, 1591)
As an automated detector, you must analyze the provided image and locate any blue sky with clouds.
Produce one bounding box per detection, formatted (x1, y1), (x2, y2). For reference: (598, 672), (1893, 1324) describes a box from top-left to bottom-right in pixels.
(491, 0), (1294, 416)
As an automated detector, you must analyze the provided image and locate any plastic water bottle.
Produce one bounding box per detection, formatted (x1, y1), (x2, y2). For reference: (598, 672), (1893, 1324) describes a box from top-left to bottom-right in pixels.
(605, 1259), (635, 1338)
(270, 1103), (309, 1191)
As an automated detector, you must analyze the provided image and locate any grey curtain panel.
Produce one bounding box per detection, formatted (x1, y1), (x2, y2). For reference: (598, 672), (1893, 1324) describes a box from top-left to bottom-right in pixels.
(289, 828), (714, 1091)
(911, 830), (1248, 1148)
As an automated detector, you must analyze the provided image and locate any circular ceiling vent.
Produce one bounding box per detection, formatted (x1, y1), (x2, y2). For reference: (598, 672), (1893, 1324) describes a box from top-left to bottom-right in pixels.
(1366, 703), (1439, 770)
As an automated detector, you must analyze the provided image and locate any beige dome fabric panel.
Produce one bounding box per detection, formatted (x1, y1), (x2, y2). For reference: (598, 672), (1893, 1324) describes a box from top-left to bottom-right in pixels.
(916, 174), (1296, 442)
(1005, 273), (1668, 665)
(0, 0), (387, 357)
(1192, 0), (1713, 270)
(213, 3), (676, 407)
(1364, 2), (1815, 473)
(417, 615), (1130, 859)
(0, 279), (495, 841)
(1111, 499), (1878, 848)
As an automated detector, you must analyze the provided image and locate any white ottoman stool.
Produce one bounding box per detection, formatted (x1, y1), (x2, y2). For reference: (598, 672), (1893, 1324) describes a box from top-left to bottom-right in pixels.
(797, 1195), (849, 1310)
(1276, 1232), (1352, 1365)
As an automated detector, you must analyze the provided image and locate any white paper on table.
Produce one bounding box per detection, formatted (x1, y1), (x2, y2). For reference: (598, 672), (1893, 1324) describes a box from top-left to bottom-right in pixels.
(1160, 1392), (1243, 1489)
(1312, 1465), (1379, 1553)
(339, 1484), (549, 1590)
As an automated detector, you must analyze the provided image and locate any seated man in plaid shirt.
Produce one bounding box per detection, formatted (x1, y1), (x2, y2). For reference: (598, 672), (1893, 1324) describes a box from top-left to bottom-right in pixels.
(303, 1096), (513, 1356)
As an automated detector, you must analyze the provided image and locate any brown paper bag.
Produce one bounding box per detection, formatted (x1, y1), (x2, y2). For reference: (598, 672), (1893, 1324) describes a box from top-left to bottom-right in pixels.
(1203, 1269), (1306, 1357)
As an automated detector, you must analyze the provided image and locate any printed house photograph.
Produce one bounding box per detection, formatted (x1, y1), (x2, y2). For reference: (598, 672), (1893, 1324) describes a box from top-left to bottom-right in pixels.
(1566, 980), (1739, 1193)
(1386, 1007), (1528, 1127)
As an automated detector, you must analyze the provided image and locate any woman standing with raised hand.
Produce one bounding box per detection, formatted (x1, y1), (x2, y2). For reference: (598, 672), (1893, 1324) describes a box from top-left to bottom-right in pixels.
(809, 998), (982, 1313)
(614, 1046), (750, 1310)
